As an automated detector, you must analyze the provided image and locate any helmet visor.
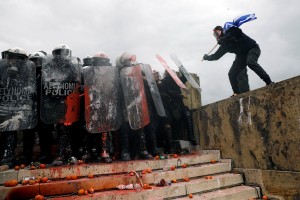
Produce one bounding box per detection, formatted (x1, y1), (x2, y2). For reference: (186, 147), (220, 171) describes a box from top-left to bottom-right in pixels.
(52, 49), (71, 57)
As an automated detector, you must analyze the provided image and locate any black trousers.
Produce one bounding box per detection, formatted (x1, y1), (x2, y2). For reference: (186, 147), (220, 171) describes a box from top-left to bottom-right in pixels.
(228, 45), (271, 94)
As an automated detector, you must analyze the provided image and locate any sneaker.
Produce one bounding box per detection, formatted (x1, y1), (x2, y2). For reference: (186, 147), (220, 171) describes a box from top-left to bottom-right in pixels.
(231, 93), (239, 97)
(266, 81), (275, 86)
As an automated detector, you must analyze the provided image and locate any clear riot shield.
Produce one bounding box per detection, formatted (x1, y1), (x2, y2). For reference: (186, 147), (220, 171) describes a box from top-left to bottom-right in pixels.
(155, 54), (188, 91)
(0, 59), (37, 131)
(170, 53), (201, 92)
(40, 55), (81, 124)
(120, 64), (150, 130)
(141, 64), (166, 117)
(83, 65), (121, 133)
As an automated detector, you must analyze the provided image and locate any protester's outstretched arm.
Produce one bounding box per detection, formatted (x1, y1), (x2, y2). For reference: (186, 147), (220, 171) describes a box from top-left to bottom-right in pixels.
(203, 45), (227, 61)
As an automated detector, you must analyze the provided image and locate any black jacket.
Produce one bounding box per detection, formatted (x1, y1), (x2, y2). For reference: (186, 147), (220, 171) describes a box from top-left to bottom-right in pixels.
(206, 27), (257, 60)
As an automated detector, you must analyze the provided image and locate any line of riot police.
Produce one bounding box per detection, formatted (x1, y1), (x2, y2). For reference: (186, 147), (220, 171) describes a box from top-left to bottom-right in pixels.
(0, 44), (197, 168)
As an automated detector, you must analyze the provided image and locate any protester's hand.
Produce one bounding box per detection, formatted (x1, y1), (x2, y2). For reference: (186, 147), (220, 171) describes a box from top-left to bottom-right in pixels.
(203, 54), (209, 60)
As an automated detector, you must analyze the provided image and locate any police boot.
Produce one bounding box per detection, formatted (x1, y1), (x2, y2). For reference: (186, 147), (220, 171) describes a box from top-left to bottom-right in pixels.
(111, 131), (121, 161)
(53, 133), (68, 166)
(53, 125), (73, 166)
(39, 133), (53, 163)
(185, 110), (197, 146)
(80, 132), (92, 163)
(164, 124), (176, 154)
(100, 132), (112, 163)
(93, 134), (102, 162)
(120, 125), (131, 161)
(148, 129), (160, 156)
(137, 130), (153, 160)
(22, 131), (35, 164)
(38, 123), (54, 163)
(0, 132), (17, 168)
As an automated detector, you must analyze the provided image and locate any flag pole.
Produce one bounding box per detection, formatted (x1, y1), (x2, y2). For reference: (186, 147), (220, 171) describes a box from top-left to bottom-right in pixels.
(201, 43), (218, 61)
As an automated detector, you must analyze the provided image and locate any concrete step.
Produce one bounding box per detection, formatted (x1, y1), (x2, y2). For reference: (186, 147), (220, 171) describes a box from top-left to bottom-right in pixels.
(1, 161), (231, 199)
(48, 173), (246, 200)
(0, 150), (221, 184)
(176, 185), (260, 200)
(0, 150), (260, 200)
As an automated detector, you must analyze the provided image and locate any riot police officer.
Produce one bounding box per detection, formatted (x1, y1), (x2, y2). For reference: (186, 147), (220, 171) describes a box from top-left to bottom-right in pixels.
(41, 44), (81, 166)
(116, 53), (152, 160)
(80, 52), (116, 163)
(0, 47), (36, 167)
(22, 51), (54, 164)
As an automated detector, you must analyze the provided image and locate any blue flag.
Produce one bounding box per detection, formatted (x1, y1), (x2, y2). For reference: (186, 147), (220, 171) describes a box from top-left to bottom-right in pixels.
(223, 13), (257, 33)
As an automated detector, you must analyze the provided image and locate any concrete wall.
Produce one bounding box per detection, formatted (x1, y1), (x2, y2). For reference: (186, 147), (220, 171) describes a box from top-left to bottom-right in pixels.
(197, 75), (300, 199)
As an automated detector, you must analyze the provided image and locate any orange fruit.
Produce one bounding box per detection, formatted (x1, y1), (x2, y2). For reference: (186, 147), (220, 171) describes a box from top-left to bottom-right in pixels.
(22, 180), (29, 185)
(41, 177), (48, 183)
(71, 174), (77, 180)
(66, 175), (72, 180)
(262, 196), (268, 200)
(14, 165), (20, 170)
(155, 155), (159, 160)
(88, 187), (94, 194)
(188, 193), (193, 198)
(170, 166), (176, 171)
(141, 170), (147, 174)
(29, 180), (36, 185)
(129, 172), (134, 176)
(30, 165), (36, 170)
(143, 184), (150, 189)
(183, 177), (190, 182)
(145, 168), (152, 173)
(171, 179), (177, 183)
(88, 174), (94, 179)
(182, 163), (187, 168)
(205, 176), (213, 179)
(173, 154), (178, 158)
(210, 159), (216, 164)
(34, 194), (45, 200)
(78, 189), (85, 195)
(39, 164), (46, 169)
(4, 179), (18, 187)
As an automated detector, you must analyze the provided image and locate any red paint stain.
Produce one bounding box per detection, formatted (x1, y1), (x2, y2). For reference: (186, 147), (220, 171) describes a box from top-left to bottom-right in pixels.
(64, 85), (80, 123)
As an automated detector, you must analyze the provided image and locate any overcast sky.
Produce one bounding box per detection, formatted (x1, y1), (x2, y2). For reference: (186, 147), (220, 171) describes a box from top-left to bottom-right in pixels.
(1, 0), (299, 105)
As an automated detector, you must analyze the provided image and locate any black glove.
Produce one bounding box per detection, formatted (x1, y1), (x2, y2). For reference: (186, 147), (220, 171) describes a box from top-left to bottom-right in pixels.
(203, 54), (209, 60)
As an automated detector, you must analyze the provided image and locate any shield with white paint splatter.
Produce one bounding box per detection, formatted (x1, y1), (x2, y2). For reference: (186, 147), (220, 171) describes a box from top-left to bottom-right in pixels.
(120, 64), (150, 130)
(83, 65), (122, 133)
(0, 59), (37, 131)
(40, 55), (81, 124)
(141, 64), (166, 117)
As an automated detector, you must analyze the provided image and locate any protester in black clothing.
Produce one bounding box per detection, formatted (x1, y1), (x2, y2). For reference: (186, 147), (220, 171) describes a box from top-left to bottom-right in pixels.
(203, 26), (273, 96)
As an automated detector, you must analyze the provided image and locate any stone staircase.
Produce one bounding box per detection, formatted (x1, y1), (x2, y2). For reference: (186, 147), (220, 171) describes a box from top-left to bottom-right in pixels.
(0, 150), (261, 200)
